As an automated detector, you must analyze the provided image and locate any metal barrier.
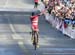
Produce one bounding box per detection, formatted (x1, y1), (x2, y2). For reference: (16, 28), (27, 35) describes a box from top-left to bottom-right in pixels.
(44, 12), (75, 39)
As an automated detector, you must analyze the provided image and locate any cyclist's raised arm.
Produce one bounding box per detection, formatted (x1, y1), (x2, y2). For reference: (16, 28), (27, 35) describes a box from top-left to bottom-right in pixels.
(39, 8), (47, 15)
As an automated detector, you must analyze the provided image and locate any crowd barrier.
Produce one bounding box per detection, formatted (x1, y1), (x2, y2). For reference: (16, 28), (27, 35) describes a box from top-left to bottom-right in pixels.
(44, 12), (75, 39)
(38, 2), (75, 39)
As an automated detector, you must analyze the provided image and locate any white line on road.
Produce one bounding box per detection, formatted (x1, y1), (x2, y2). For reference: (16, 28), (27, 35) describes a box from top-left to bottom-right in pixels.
(39, 48), (75, 51)
(43, 53), (75, 54)
(7, 15), (31, 55)
(7, 16), (23, 39)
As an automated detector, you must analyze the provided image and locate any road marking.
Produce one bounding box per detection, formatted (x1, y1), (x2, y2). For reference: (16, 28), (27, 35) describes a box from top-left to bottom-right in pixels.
(9, 15), (30, 16)
(7, 16), (23, 39)
(39, 48), (75, 50)
(7, 15), (31, 55)
(18, 41), (30, 54)
(43, 53), (75, 54)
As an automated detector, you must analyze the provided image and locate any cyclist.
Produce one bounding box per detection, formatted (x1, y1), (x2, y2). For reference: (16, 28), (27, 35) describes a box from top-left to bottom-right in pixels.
(30, 12), (40, 48)
(34, 0), (39, 8)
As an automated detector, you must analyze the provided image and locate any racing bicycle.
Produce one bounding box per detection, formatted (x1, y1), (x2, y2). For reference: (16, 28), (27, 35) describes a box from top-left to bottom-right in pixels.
(31, 30), (39, 50)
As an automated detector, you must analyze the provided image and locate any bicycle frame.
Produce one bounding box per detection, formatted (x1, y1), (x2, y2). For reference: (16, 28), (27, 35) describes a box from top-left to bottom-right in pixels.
(31, 30), (39, 50)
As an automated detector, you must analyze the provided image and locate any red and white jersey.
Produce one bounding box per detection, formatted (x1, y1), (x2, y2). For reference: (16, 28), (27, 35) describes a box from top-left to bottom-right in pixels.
(30, 15), (39, 31)
(31, 15), (39, 25)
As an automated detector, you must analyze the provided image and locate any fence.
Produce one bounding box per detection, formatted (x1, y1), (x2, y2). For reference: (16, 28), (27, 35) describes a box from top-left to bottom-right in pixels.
(45, 12), (75, 39)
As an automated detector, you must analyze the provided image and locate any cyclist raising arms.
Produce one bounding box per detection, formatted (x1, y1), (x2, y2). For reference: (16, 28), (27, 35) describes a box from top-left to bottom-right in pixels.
(30, 2), (46, 48)
(30, 12), (40, 48)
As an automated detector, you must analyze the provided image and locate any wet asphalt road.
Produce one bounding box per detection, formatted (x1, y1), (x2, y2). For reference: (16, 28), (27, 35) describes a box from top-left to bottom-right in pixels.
(0, 12), (75, 55)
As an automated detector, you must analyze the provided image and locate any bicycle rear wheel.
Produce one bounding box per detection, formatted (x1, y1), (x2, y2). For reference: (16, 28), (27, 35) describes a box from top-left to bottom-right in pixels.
(32, 31), (39, 50)
(33, 35), (37, 50)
